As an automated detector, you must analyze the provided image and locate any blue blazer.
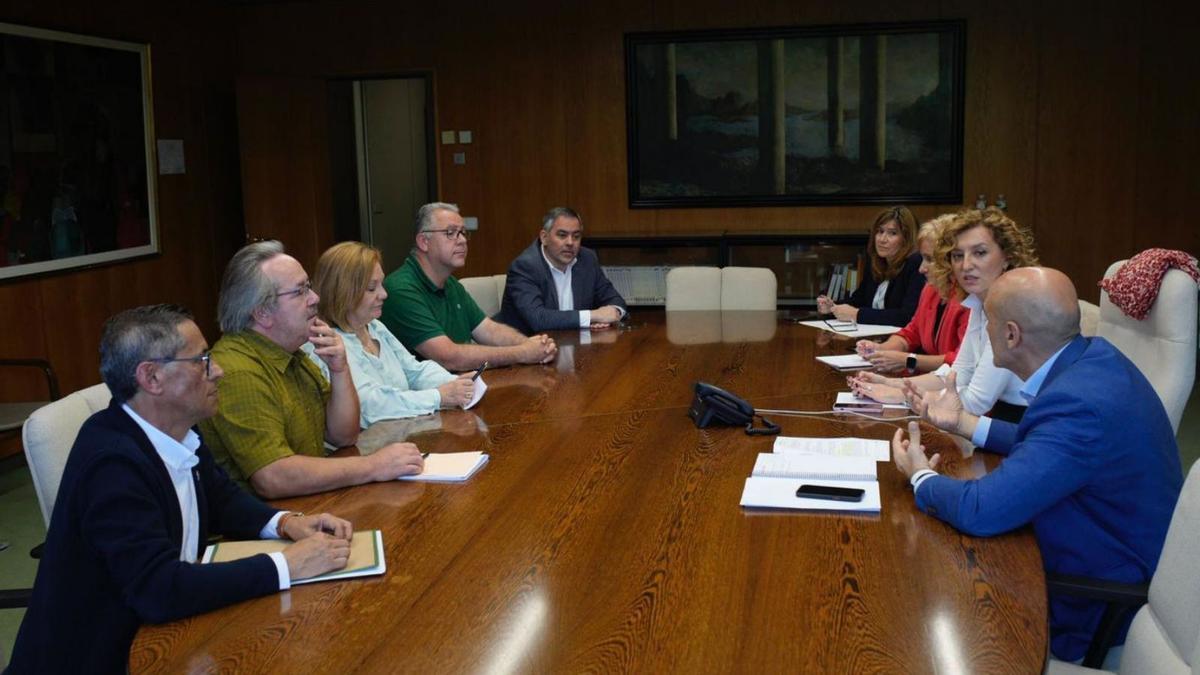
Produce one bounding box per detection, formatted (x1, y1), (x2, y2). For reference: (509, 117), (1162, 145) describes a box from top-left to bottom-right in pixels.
(844, 252), (925, 326)
(916, 336), (1183, 660)
(8, 402), (281, 674)
(496, 240), (627, 334)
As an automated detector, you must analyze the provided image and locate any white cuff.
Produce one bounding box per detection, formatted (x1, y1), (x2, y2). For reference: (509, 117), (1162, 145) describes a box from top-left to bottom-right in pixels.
(971, 416), (993, 448)
(267, 551), (291, 590)
(578, 309), (592, 327)
(261, 511), (287, 540)
(911, 469), (938, 492)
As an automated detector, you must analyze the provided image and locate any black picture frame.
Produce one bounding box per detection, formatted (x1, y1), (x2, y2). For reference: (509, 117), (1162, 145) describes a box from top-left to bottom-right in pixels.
(0, 22), (158, 281)
(625, 20), (965, 209)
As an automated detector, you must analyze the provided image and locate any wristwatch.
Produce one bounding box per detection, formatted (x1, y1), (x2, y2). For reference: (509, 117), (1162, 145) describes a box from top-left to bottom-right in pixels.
(906, 353), (917, 371)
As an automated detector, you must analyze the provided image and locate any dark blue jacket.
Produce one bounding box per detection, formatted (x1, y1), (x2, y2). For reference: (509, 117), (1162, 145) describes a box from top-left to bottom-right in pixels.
(8, 402), (280, 674)
(844, 251), (925, 326)
(916, 336), (1183, 660)
(496, 240), (627, 334)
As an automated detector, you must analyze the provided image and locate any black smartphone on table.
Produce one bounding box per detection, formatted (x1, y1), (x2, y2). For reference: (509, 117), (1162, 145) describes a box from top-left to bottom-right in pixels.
(795, 484), (865, 502)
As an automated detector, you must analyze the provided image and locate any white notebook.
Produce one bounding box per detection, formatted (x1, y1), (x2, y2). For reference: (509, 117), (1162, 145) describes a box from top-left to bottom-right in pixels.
(400, 451), (489, 482)
(751, 453), (877, 481)
(798, 320), (902, 338)
(815, 354), (873, 371)
(834, 391), (909, 411)
(772, 436), (891, 462)
(740, 477), (881, 512)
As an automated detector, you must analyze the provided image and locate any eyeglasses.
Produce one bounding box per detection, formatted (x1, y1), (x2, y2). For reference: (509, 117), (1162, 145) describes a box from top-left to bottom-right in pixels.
(275, 280), (313, 299)
(423, 228), (471, 241)
(148, 351), (212, 378)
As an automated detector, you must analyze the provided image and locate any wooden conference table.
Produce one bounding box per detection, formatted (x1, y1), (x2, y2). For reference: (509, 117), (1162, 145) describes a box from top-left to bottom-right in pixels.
(131, 311), (1047, 674)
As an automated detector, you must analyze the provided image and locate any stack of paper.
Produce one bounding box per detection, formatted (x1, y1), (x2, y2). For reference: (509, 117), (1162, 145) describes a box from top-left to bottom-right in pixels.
(740, 436), (888, 512)
(834, 392), (909, 411)
(773, 435), (891, 461)
(202, 529), (386, 584)
(815, 354), (873, 371)
(798, 320), (903, 338)
(401, 451), (489, 482)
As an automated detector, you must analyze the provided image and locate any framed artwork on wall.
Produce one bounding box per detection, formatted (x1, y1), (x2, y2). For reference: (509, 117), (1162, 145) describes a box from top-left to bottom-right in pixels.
(625, 20), (965, 208)
(0, 22), (158, 281)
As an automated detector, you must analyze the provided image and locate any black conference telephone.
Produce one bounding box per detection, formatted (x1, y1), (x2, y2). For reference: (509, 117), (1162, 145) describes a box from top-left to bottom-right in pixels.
(688, 382), (780, 436)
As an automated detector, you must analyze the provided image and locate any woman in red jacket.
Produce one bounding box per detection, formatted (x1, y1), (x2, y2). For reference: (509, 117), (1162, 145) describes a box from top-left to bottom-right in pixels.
(855, 214), (969, 373)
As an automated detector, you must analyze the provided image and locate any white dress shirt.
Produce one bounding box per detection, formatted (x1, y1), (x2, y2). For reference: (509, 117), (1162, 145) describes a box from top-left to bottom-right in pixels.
(933, 294), (1026, 414)
(872, 280), (890, 309)
(122, 404), (291, 589)
(541, 245), (591, 327)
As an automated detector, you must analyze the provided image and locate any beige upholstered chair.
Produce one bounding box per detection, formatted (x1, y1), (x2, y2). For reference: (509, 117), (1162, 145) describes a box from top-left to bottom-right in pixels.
(460, 275), (501, 317)
(720, 267), (778, 310)
(1045, 461), (1200, 674)
(1079, 300), (1100, 337)
(1096, 261), (1199, 433)
(492, 274), (507, 308)
(665, 267), (722, 311)
(23, 383), (112, 526)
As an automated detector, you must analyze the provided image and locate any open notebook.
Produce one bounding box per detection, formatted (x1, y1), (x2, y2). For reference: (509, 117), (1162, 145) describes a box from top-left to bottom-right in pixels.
(202, 529), (385, 584)
(740, 454), (881, 512)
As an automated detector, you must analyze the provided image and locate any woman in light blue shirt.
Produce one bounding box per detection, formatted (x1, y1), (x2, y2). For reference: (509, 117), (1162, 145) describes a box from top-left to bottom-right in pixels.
(308, 242), (476, 427)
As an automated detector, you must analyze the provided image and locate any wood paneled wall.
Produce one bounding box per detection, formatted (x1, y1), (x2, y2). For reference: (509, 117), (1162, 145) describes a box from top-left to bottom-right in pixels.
(233, 0), (1199, 300)
(2, 0), (1197, 424)
(0, 2), (244, 431)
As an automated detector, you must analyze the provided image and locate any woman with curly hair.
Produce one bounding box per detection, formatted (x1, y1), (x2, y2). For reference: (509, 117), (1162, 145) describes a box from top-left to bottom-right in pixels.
(850, 207), (1039, 422)
(855, 213), (970, 373)
(817, 205), (925, 326)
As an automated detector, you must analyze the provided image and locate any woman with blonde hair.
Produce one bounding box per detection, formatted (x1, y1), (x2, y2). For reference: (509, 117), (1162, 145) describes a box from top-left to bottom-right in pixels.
(306, 241), (476, 427)
(855, 213), (970, 373)
(850, 207), (1039, 422)
(817, 205), (925, 327)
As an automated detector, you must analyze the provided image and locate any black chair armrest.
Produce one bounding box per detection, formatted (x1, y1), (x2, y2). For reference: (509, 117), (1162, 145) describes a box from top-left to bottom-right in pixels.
(1046, 572), (1149, 605)
(0, 587), (32, 609)
(0, 358), (61, 400)
(1046, 572), (1149, 669)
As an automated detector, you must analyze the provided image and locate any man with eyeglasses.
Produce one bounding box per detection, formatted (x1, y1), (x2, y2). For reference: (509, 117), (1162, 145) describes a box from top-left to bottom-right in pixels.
(9, 305), (355, 673)
(495, 206), (627, 334)
(200, 241), (426, 499)
(381, 202), (558, 371)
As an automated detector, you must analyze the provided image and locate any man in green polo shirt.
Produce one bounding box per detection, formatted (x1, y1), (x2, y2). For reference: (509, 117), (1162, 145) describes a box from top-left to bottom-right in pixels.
(381, 202), (557, 372)
(200, 240), (427, 498)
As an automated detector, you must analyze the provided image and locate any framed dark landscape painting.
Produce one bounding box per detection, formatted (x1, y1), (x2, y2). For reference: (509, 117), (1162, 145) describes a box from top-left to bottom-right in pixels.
(625, 20), (965, 208)
(0, 22), (158, 281)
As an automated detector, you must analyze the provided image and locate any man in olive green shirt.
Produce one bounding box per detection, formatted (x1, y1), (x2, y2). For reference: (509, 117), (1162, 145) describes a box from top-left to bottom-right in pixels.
(381, 202), (557, 372)
(201, 240), (426, 498)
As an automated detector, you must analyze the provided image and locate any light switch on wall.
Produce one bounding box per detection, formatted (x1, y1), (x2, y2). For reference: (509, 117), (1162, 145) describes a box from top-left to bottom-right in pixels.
(463, 216), (479, 231)
(458, 130), (473, 144)
(441, 130), (456, 145)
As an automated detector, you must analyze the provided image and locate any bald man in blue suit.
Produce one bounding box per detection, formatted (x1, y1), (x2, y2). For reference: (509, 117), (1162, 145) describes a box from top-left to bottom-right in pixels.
(894, 267), (1183, 661)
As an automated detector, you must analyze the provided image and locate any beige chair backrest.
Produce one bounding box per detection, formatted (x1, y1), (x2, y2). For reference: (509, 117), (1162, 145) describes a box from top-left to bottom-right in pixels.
(1097, 261), (1198, 433)
(1079, 300), (1100, 337)
(721, 267), (777, 310)
(665, 267), (722, 311)
(492, 274), (507, 308)
(460, 275), (501, 317)
(23, 383), (112, 526)
(1118, 461), (1200, 674)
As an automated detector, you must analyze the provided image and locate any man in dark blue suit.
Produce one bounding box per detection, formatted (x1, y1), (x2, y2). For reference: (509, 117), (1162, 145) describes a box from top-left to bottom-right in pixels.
(895, 267), (1183, 661)
(8, 305), (354, 674)
(496, 207), (627, 334)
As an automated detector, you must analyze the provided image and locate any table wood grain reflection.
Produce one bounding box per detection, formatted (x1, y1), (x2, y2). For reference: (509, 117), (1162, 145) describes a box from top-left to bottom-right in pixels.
(131, 311), (1046, 674)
